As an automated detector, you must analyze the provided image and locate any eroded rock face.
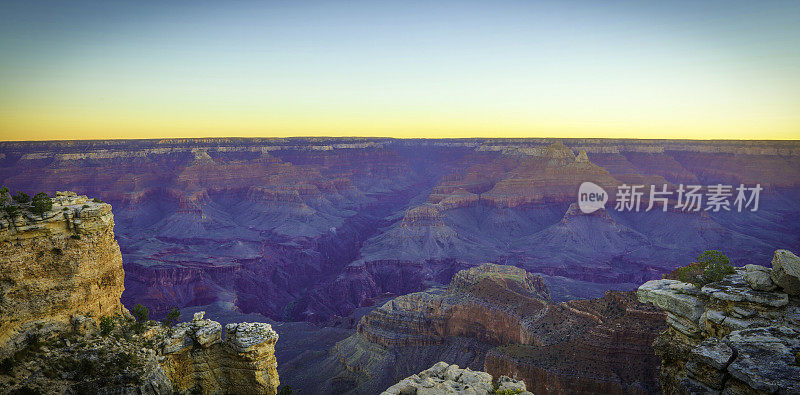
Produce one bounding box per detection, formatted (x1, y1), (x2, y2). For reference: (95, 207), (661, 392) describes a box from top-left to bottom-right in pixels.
(0, 192), (127, 354)
(341, 264), (666, 394)
(160, 311), (280, 394)
(381, 362), (531, 395)
(637, 249), (800, 394)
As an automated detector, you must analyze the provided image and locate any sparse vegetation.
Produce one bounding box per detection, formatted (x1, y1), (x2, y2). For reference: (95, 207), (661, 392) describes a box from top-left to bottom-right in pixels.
(666, 250), (734, 287)
(11, 191), (30, 205)
(162, 307), (180, 327)
(100, 316), (115, 336)
(0, 186), (9, 205)
(30, 192), (52, 218)
(0, 188), (55, 220)
(132, 303), (149, 333)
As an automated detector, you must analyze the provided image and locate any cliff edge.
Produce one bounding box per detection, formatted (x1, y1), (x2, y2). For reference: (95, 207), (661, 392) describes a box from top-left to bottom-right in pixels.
(0, 191), (281, 394)
(638, 249), (800, 394)
(0, 191), (127, 354)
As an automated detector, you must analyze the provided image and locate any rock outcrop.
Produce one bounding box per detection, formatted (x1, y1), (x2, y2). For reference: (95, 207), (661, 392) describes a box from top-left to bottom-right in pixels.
(160, 311), (280, 394)
(637, 249), (800, 394)
(381, 362), (531, 395)
(0, 193), (282, 394)
(0, 192), (127, 354)
(303, 264), (666, 394)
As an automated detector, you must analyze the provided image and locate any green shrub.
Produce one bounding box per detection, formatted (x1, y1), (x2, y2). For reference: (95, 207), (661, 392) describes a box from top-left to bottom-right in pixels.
(0, 357), (15, 375)
(667, 250), (734, 287)
(0, 186), (9, 205)
(162, 307), (180, 327)
(2, 204), (19, 219)
(132, 303), (149, 333)
(100, 316), (115, 336)
(30, 192), (52, 217)
(11, 191), (30, 205)
(92, 198), (104, 203)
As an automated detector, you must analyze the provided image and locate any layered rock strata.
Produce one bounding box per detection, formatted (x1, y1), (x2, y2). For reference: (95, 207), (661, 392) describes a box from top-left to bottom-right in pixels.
(0, 194), (282, 394)
(160, 311), (280, 394)
(348, 264), (666, 394)
(0, 191), (127, 353)
(637, 249), (800, 394)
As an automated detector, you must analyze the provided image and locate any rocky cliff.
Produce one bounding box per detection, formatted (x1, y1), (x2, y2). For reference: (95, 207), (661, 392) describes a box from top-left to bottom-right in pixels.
(0, 192), (281, 394)
(288, 264), (665, 394)
(0, 191), (127, 354)
(161, 312), (280, 394)
(637, 249), (800, 394)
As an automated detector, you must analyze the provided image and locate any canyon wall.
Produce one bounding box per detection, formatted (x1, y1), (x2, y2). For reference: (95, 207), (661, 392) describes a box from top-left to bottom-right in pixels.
(637, 249), (800, 394)
(0, 192), (127, 354)
(286, 263), (666, 394)
(2, 138), (799, 325)
(0, 192), (281, 394)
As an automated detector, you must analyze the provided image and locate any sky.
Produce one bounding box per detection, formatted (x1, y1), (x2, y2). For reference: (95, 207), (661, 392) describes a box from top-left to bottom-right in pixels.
(0, 0), (799, 141)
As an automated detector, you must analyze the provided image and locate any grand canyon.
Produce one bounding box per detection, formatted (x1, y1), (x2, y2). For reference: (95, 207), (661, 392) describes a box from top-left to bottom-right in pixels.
(2, 138), (799, 393)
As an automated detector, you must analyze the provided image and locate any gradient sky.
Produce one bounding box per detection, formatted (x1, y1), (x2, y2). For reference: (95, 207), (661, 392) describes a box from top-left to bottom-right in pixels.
(1, 0), (799, 141)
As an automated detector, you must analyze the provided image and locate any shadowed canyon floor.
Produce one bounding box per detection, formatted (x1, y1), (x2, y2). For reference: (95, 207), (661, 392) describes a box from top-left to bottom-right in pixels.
(2, 138), (800, 393)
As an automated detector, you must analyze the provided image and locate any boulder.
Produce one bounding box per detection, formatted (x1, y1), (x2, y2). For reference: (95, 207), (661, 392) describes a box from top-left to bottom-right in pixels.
(770, 250), (800, 296)
(743, 265), (777, 291)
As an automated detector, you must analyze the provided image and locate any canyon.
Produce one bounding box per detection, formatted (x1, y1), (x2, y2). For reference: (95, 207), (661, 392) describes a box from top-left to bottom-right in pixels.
(282, 263), (666, 394)
(2, 138), (800, 393)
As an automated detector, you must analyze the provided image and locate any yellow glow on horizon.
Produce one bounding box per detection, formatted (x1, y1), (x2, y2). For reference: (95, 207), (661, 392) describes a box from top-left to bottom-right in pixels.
(1, 105), (798, 141)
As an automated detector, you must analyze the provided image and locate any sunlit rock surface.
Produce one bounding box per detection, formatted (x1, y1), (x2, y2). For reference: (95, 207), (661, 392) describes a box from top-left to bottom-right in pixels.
(0, 192), (127, 353)
(160, 311), (280, 394)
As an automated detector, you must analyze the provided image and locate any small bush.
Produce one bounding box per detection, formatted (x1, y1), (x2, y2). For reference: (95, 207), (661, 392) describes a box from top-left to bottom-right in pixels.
(100, 316), (115, 336)
(0, 357), (15, 375)
(162, 307), (180, 327)
(132, 303), (149, 333)
(30, 192), (52, 217)
(70, 234), (81, 240)
(11, 191), (30, 205)
(92, 198), (104, 203)
(666, 250), (734, 287)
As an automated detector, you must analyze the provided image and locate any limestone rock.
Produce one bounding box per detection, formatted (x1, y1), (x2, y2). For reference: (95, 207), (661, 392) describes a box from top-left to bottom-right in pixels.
(726, 326), (800, 394)
(381, 362), (530, 395)
(160, 311), (280, 395)
(638, 249), (800, 394)
(771, 249), (800, 295)
(690, 338), (734, 371)
(637, 279), (705, 322)
(743, 264), (777, 291)
(0, 193), (127, 355)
